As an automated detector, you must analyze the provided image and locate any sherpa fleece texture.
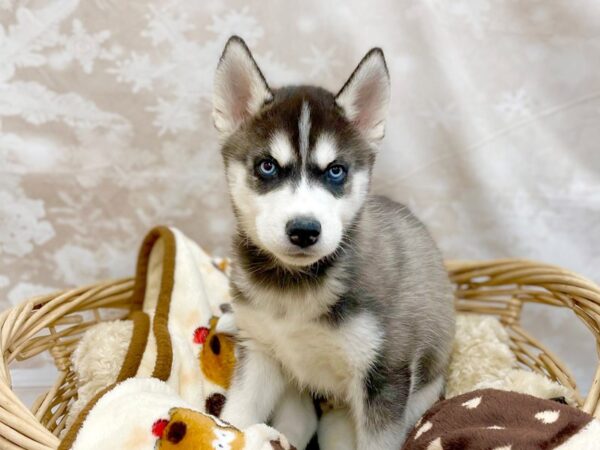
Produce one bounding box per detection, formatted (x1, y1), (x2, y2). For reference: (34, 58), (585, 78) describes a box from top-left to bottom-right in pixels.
(446, 314), (577, 405)
(67, 320), (134, 427)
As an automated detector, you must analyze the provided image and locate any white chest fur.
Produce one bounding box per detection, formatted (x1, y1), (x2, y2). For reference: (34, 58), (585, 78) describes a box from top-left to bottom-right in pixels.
(234, 302), (382, 399)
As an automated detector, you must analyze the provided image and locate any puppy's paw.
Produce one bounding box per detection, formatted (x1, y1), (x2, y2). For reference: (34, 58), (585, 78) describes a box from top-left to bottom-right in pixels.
(244, 423), (295, 450)
(270, 438), (297, 450)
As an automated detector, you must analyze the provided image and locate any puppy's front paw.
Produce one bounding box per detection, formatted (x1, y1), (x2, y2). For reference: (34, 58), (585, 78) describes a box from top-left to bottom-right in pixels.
(220, 406), (254, 430)
(270, 438), (296, 450)
(244, 423), (295, 450)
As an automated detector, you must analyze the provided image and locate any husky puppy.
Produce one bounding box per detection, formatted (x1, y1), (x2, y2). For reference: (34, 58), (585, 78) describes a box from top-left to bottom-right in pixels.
(214, 36), (455, 450)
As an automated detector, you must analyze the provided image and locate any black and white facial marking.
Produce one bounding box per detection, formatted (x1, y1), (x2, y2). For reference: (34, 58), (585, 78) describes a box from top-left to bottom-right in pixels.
(214, 36), (390, 267)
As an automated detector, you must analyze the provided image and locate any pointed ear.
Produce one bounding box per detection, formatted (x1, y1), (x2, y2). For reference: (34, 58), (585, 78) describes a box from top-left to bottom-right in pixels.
(335, 48), (390, 145)
(213, 36), (273, 136)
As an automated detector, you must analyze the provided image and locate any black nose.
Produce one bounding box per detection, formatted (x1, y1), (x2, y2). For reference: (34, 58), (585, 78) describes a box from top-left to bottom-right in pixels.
(286, 217), (321, 248)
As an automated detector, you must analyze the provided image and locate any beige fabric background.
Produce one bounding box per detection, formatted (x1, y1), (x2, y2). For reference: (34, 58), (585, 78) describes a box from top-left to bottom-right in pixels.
(1, 1), (599, 394)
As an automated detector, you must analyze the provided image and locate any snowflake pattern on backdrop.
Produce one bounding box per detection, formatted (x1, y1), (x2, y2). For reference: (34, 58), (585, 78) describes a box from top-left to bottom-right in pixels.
(1, 0), (600, 390)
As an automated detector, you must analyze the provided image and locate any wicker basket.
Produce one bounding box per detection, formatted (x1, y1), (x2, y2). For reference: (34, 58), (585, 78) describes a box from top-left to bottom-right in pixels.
(1, 259), (599, 450)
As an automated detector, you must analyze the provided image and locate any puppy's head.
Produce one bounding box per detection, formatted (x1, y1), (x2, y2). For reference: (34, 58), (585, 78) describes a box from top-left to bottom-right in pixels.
(213, 36), (390, 267)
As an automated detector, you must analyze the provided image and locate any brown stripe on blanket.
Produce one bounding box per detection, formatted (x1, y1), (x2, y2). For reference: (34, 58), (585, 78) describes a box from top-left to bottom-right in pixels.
(128, 226), (177, 381)
(60, 227), (177, 449)
(402, 388), (593, 450)
(117, 311), (151, 381)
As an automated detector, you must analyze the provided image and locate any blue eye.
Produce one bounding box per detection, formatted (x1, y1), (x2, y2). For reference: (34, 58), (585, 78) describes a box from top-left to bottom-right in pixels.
(326, 164), (347, 183)
(257, 159), (278, 178)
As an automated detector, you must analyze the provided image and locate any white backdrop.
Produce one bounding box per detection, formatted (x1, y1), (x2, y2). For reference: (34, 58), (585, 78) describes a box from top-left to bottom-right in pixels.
(1, 0), (599, 393)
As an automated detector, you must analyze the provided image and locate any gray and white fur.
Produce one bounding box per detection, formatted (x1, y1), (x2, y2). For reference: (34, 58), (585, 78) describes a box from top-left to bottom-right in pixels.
(213, 36), (455, 450)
